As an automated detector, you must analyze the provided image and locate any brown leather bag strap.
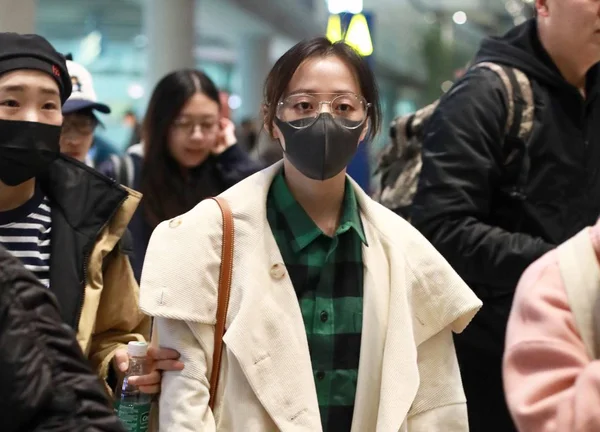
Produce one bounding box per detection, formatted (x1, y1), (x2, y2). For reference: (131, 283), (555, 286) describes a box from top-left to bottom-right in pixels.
(208, 197), (234, 411)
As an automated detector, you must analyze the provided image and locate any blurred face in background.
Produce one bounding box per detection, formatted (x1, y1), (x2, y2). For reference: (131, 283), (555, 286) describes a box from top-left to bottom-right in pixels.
(59, 112), (97, 162)
(168, 92), (220, 169)
(123, 112), (137, 127)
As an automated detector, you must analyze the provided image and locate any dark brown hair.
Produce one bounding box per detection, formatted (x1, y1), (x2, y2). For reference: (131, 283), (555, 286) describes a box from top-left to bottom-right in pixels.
(140, 69), (221, 229)
(263, 37), (382, 141)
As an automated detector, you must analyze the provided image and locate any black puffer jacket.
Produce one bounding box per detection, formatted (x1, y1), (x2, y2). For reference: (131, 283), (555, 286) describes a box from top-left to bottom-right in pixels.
(0, 245), (124, 432)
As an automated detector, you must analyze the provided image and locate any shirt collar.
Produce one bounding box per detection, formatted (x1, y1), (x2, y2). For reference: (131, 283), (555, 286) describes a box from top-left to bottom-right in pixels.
(269, 171), (367, 253)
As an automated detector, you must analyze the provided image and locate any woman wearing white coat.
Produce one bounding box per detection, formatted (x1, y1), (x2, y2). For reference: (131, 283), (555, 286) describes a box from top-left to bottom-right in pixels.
(140, 37), (482, 432)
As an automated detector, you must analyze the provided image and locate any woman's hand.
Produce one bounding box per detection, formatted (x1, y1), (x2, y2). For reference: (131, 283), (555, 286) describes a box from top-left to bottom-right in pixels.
(113, 346), (184, 395)
(212, 118), (237, 155)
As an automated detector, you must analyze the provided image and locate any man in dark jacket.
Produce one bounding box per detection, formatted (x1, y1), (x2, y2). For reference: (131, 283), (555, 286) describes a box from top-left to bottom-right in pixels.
(411, 2), (600, 431)
(0, 244), (125, 432)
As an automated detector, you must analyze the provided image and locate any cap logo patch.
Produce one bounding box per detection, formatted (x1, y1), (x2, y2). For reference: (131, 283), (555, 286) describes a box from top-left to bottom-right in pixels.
(71, 76), (82, 93)
(52, 65), (61, 78)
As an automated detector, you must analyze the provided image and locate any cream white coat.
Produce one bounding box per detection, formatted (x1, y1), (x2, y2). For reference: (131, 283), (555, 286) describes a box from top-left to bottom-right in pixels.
(140, 162), (482, 432)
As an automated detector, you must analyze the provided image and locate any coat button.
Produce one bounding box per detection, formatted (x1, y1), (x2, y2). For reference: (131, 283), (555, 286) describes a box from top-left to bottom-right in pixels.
(270, 263), (286, 279)
(169, 218), (182, 228)
(320, 311), (329, 322)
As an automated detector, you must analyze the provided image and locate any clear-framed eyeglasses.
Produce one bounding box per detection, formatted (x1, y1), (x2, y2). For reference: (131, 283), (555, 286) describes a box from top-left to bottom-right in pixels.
(276, 93), (371, 130)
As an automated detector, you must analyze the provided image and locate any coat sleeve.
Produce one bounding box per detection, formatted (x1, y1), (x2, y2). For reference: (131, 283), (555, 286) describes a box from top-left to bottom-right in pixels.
(411, 69), (554, 290)
(139, 198), (224, 431)
(88, 248), (151, 394)
(154, 318), (216, 431)
(503, 251), (600, 432)
(406, 328), (469, 431)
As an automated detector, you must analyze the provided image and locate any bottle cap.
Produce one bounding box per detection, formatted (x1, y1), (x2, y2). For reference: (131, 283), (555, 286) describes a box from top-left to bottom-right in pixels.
(127, 341), (148, 357)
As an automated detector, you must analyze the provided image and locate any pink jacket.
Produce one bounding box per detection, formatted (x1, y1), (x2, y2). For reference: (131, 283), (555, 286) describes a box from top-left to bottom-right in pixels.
(504, 227), (600, 432)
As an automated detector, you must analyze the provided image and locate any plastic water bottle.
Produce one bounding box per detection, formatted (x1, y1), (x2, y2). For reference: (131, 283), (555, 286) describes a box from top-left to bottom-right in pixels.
(115, 341), (152, 432)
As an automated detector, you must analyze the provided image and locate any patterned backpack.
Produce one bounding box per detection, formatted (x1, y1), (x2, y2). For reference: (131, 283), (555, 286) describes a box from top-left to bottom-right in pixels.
(374, 62), (535, 219)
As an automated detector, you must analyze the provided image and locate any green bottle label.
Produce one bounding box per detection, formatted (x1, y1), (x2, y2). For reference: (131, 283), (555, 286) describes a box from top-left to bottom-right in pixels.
(114, 400), (151, 432)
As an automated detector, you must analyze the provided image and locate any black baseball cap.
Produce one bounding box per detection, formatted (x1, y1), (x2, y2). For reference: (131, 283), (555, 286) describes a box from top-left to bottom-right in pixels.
(0, 32), (72, 103)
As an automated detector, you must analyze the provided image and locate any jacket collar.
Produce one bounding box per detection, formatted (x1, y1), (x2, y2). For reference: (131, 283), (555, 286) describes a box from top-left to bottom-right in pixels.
(267, 170), (367, 252)
(38, 155), (138, 328)
(39, 155), (129, 238)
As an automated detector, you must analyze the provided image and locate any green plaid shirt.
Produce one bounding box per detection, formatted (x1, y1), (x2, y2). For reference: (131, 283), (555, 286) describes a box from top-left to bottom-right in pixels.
(266, 171), (366, 432)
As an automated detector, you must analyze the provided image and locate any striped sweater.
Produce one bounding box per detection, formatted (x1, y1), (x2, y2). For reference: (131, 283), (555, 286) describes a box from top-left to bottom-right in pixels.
(0, 188), (51, 287)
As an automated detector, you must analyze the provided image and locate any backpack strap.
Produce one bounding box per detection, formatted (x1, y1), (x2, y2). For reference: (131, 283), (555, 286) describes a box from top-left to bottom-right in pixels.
(108, 153), (136, 189)
(557, 228), (600, 359)
(474, 63), (517, 135)
(122, 154), (135, 189)
(473, 62), (535, 200)
(473, 62), (534, 141)
(108, 154), (123, 185)
(507, 67), (535, 198)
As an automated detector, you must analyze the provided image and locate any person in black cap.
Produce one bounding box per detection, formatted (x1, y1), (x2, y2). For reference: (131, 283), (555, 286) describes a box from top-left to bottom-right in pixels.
(0, 33), (183, 398)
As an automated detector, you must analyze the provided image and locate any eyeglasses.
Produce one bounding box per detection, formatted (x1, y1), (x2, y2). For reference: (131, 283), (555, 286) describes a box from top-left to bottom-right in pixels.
(62, 117), (98, 135)
(172, 117), (219, 136)
(276, 93), (370, 129)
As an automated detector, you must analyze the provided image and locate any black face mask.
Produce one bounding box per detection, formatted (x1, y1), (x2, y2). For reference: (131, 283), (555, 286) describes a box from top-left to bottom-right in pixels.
(275, 113), (364, 181)
(0, 119), (61, 186)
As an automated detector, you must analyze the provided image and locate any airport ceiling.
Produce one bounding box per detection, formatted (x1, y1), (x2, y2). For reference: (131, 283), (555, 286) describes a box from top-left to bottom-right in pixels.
(36, 0), (535, 87)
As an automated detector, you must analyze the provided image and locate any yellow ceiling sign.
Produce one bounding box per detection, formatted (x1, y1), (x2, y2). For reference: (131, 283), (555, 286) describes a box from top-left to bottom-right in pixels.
(326, 14), (343, 43)
(326, 13), (374, 57)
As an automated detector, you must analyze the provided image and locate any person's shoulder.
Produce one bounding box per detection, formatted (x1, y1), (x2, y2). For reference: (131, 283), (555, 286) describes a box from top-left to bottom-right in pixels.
(150, 198), (224, 250)
(362, 194), (460, 271)
(141, 199), (225, 321)
(425, 64), (511, 139)
(126, 143), (144, 158)
(362, 197), (426, 244)
(441, 65), (509, 105)
(362, 198), (482, 338)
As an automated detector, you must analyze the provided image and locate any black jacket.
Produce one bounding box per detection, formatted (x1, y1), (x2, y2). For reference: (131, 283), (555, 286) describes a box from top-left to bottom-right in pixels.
(412, 20), (600, 299)
(38, 154), (131, 330)
(0, 245), (125, 432)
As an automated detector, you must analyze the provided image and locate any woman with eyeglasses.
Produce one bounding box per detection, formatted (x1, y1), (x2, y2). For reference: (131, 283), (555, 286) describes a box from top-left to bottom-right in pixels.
(99, 69), (260, 282)
(140, 38), (482, 431)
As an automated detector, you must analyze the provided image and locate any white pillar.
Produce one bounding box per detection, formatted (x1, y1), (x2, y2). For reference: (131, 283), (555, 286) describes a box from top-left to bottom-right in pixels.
(144, 0), (196, 92)
(440, 14), (455, 47)
(236, 35), (272, 123)
(0, 0), (35, 33)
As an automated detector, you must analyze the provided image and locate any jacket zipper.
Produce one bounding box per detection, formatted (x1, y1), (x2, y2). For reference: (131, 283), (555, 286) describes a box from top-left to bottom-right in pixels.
(74, 192), (130, 331)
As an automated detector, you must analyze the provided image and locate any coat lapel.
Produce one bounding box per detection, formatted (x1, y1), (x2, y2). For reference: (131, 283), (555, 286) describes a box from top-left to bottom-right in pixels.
(350, 209), (420, 432)
(220, 164), (322, 431)
(224, 169), (421, 431)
